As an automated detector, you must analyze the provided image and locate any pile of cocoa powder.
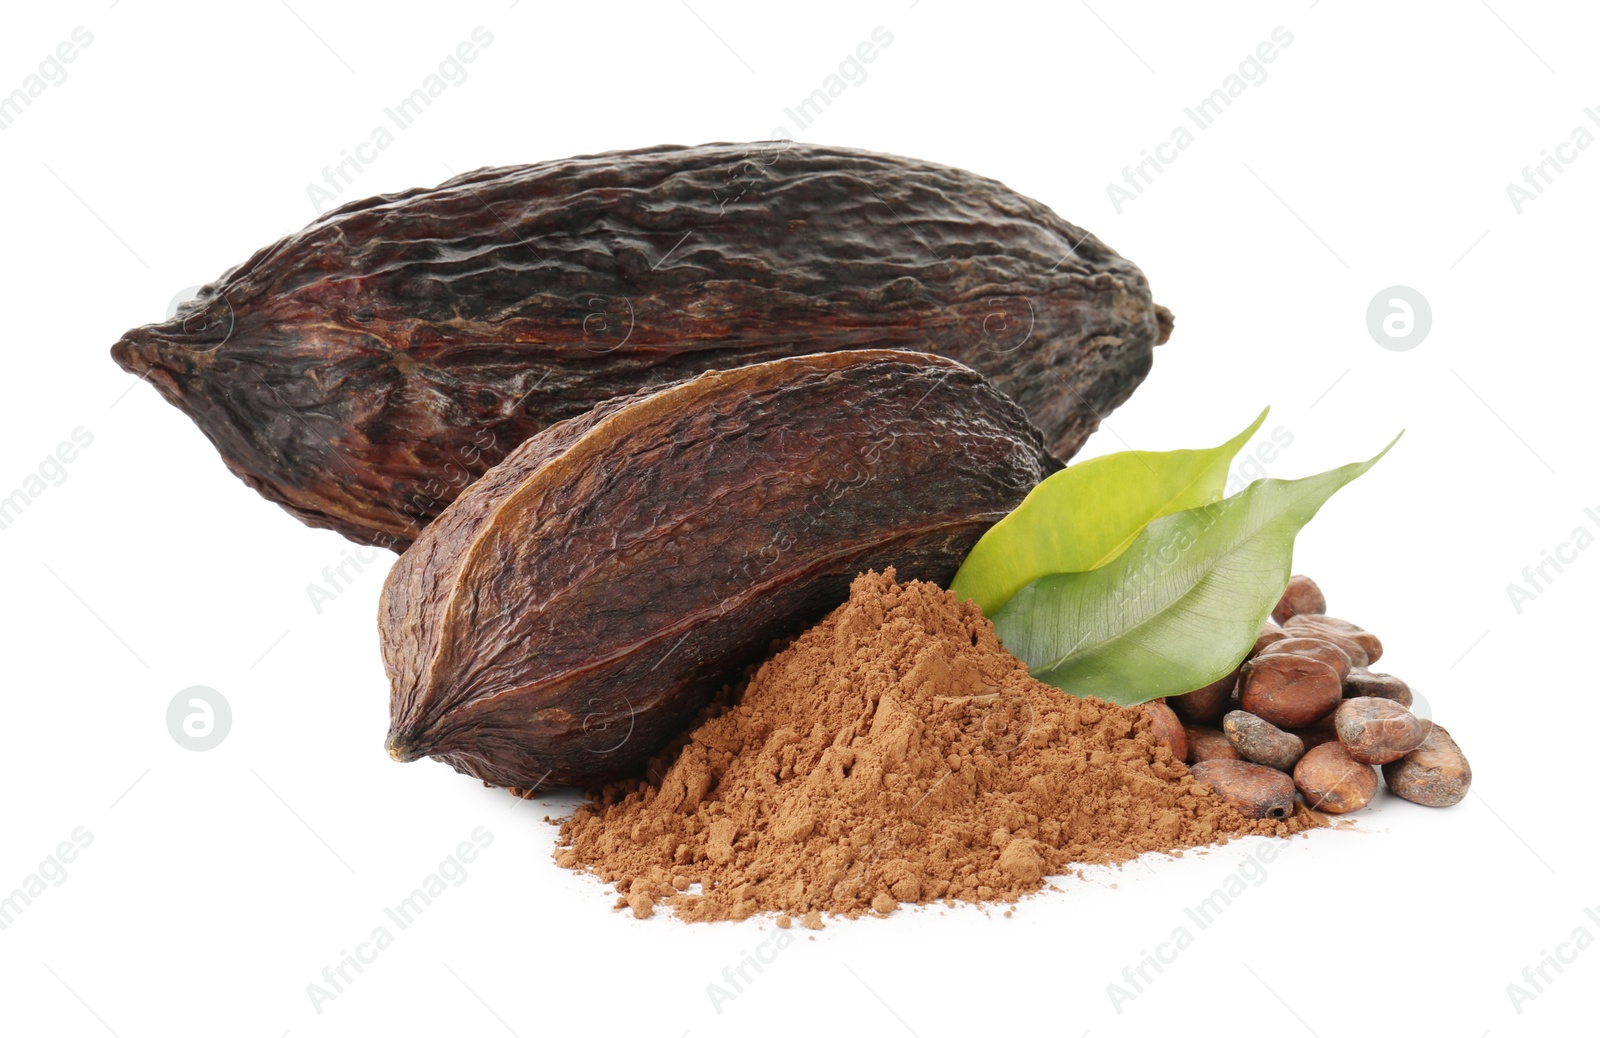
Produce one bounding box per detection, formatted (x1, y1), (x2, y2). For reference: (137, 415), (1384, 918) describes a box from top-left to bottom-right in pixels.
(555, 570), (1321, 923)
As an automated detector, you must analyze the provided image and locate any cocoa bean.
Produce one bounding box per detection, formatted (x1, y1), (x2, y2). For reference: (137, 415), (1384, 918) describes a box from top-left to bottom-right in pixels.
(1293, 742), (1378, 814)
(1282, 615), (1382, 667)
(1222, 710), (1306, 772)
(1189, 760), (1297, 821)
(1286, 716), (1340, 751)
(1343, 668), (1413, 708)
(111, 142), (1169, 548)
(1237, 653), (1343, 728)
(380, 350), (1055, 788)
(1272, 574), (1327, 624)
(1183, 725), (1240, 764)
(1382, 725), (1472, 807)
(1267, 636), (1353, 681)
(1168, 667), (1238, 725)
(1142, 701), (1188, 762)
(1252, 622), (1290, 658)
(1334, 697), (1428, 765)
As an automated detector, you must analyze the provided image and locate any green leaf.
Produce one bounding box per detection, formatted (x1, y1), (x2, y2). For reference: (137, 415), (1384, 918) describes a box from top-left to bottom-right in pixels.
(949, 408), (1269, 615)
(991, 435), (1400, 706)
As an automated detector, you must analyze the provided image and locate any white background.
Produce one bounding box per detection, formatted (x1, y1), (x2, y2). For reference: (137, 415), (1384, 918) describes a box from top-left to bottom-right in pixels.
(2, 1), (1595, 1034)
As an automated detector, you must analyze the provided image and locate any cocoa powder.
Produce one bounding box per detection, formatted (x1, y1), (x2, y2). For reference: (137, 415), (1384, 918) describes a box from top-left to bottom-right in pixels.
(555, 571), (1321, 921)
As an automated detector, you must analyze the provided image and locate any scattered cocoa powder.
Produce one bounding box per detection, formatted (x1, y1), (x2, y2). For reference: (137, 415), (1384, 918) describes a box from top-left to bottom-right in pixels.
(555, 571), (1322, 921)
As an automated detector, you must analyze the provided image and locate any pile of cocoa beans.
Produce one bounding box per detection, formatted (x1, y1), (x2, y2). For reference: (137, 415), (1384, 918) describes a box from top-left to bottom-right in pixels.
(1141, 576), (1472, 819)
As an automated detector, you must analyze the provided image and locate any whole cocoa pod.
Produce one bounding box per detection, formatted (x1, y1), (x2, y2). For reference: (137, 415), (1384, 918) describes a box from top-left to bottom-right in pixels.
(1294, 742), (1378, 814)
(380, 350), (1056, 788)
(1237, 653), (1343, 728)
(111, 142), (1171, 548)
(1189, 760), (1297, 820)
(1382, 725), (1472, 807)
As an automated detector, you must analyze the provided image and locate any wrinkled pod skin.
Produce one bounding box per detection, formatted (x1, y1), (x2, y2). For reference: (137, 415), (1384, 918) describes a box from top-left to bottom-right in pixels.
(111, 141), (1171, 549)
(380, 350), (1058, 789)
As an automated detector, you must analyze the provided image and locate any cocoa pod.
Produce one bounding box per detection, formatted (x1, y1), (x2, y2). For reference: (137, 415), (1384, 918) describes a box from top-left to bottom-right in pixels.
(1222, 710), (1306, 772)
(1382, 725), (1472, 807)
(1334, 697), (1428, 765)
(1183, 725), (1240, 764)
(1293, 742), (1378, 814)
(1189, 760), (1296, 820)
(1141, 701), (1188, 762)
(1283, 614), (1381, 667)
(380, 350), (1056, 788)
(1168, 666), (1238, 725)
(1268, 636), (1353, 681)
(1343, 668), (1413, 708)
(111, 142), (1170, 548)
(1272, 574), (1326, 625)
(1237, 653), (1343, 728)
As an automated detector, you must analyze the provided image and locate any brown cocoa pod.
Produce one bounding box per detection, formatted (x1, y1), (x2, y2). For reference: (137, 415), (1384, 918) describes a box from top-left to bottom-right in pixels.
(1168, 667), (1238, 725)
(1382, 725), (1472, 807)
(111, 142), (1171, 548)
(1293, 742), (1378, 814)
(1237, 653), (1343, 728)
(1334, 697), (1428, 765)
(1272, 574), (1327, 624)
(1268, 636), (1353, 681)
(1222, 710), (1306, 772)
(1189, 760), (1297, 821)
(1252, 622), (1290, 658)
(1183, 725), (1240, 764)
(380, 350), (1055, 788)
(1343, 668), (1413, 708)
(1283, 614), (1382, 667)
(1142, 701), (1188, 762)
